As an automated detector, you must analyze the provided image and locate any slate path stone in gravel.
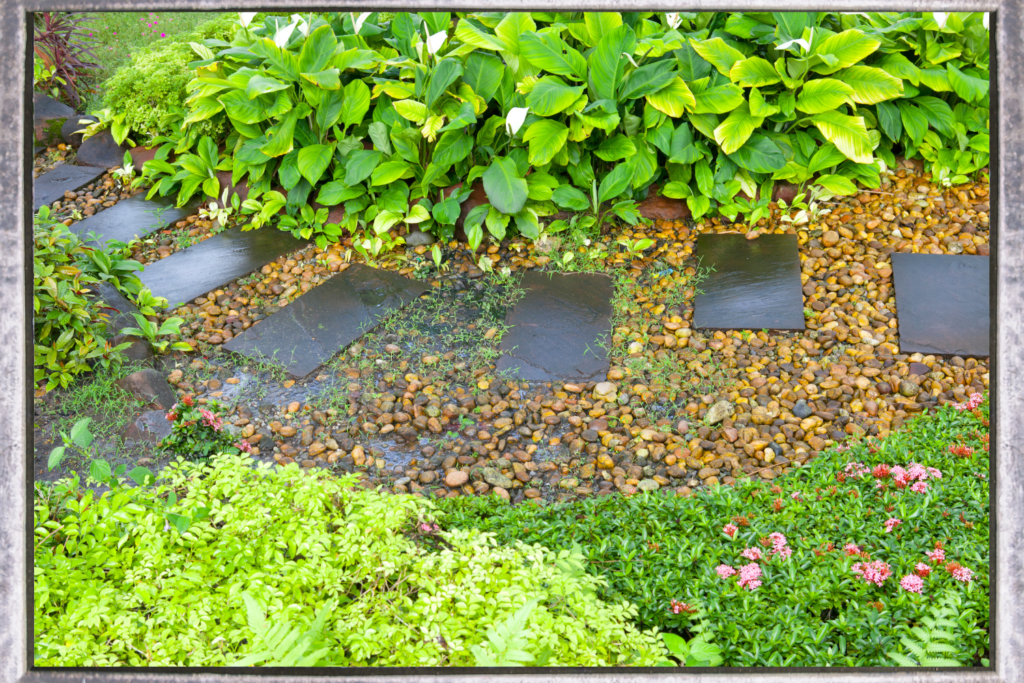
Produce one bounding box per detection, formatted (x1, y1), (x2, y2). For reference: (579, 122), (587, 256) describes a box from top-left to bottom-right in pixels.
(496, 271), (614, 381)
(87, 281), (140, 335)
(892, 253), (990, 357)
(693, 233), (806, 331)
(76, 128), (129, 169)
(141, 226), (309, 309)
(33, 164), (105, 211)
(69, 194), (198, 248)
(223, 263), (428, 379)
(33, 93), (73, 142)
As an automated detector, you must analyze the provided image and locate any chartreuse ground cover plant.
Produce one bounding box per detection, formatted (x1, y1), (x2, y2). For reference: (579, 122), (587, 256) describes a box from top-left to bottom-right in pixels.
(34, 452), (666, 667)
(129, 10), (987, 259)
(440, 395), (990, 667)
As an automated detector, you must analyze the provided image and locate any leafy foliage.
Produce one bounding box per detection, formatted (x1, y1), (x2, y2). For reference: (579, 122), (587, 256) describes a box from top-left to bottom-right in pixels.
(160, 395), (247, 459)
(887, 591), (970, 667)
(34, 12), (100, 108)
(34, 453), (666, 666)
(440, 398), (990, 666)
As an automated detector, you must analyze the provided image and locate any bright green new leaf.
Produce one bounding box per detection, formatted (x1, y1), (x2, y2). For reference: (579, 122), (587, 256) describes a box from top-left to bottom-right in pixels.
(619, 60), (677, 100)
(646, 77), (696, 117)
(748, 88), (780, 117)
(810, 110), (873, 163)
(947, 64), (989, 105)
(482, 157), (528, 214)
(523, 120), (569, 166)
(526, 76), (585, 116)
(661, 181), (691, 199)
(297, 144), (333, 186)
(814, 173), (859, 195)
(246, 75), (289, 100)
(552, 184), (590, 211)
(260, 107), (301, 158)
(590, 25), (636, 101)
(394, 100), (428, 125)
(371, 160), (413, 185)
(837, 65), (903, 104)
(811, 30), (880, 74)
(316, 181), (363, 206)
(432, 130), (474, 167)
(729, 56), (781, 87)
(692, 83), (745, 114)
(427, 59), (464, 110)
(598, 162), (633, 202)
(594, 134), (636, 162)
(713, 102), (764, 155)
(584, 12), (623, 45)
(795, 79), (855, 114)
(341, 80), (370, 129)
(689, 38), (745, 77)
(344, 149), (383, 185)
(519, 33), (587, 80)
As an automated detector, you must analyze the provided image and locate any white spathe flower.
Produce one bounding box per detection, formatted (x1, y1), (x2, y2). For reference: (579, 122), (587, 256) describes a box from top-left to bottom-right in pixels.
(290, 14), (311, 36)
(777, 36), (810, 53)
(983, 12), (990, 30)
(933, 12), (948, 29)
(352, 12), (371, 34)
(505, 107), (529, 136)
(238, 12), (257, 28)
(274, 22), (296, 48)
(427, 30), (448, 55)
(665, 12), (681, 29)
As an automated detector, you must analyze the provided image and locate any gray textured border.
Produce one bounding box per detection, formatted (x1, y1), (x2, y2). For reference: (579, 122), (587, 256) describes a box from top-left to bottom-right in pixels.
(0, 2), (1013, 682)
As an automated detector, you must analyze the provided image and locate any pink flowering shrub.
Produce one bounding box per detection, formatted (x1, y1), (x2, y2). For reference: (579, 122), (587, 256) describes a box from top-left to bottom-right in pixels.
(852, 560), (892, 586)
(900, 574), (924, 593)
(160, 396), (248, 460)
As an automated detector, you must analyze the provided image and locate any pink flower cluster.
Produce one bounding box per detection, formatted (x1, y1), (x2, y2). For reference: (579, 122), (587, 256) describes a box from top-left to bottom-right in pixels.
(843, 461), (870, 478)
(947, 563), (974, 583)
(884, 518), (902, 533)
(742, 547), (762, 561)
(844, 542), (862, 556)
(722, 523), (738, 537)
(737, 562), (762, 590)
(767, 532), (792, 560)
(900, 574), (924, 593)
(716, 564), (736, 579)
(200, 409), (223, 432)
(235, 440), (252, 453)
(953, 392), (984, 411)
(852, 560), (892, 586)
(669, 599), (697, 615)
(927, 547), (946, 564)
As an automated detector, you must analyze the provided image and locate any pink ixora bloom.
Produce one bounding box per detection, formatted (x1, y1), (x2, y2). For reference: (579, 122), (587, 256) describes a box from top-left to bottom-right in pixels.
(235, 440), (252, 453)
(891, 466), (910, 489)
(872, 463), (891, 479)
(900, 574), (924, 594)
(907, 463), (928, 481)
(767, 532), (792, 560)
(844, 542), (862, 556)
(737, 562), (762, 591)
(927, 467), (943, 480)
(791, 491), (802, 501)
(884, 518), (902, 533)
(910, 481), (929, 494)
(948, 564), (974, 583)
(844, 461), (869, 477)
(852, 560), (892, 586)
(915, 562), (932, 578)
(723, 523), (738, 537)
(716, 564), (737, 579)
(927, 547), (946, 564)
(742, 547), (763, 561)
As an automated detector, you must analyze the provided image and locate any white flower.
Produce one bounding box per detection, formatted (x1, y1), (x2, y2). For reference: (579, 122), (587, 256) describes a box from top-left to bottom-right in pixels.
(352, 12), (371, 34)
(665, 12), (681, 29)
(274, 22), (296, 48)
(983, 13), (989, 30)
(427, 30), (447, 55)
(505, 107), (529, 136)
(933, 12), (948, 29)
(238, 12), (258, 28)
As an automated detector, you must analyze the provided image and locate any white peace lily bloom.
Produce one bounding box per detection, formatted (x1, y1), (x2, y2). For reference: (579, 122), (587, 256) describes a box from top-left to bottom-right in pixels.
(352, 12), (371, 34)
(776, 37), (810, 52)
(983, 13), (989, 29)
(238, 12), (257, 28)
(622, 52), (639, 68)
(427, 30), (448, 55)
(665, 12), (681, 29)
(506, 107), (529, 136)
(274, 22), (296, 48)
(933, 12), (948, 29)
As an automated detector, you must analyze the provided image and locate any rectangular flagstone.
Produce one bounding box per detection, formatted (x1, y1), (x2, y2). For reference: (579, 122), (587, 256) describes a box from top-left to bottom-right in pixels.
(140, 225), (308, 309)
(692, 233), (805, 331)
(495, 271), (613, 382)
(33, 164), (105, 212)
(68, 193), (199, 247)
(222, 263), (428, 379)
(892, 253), (989, 357)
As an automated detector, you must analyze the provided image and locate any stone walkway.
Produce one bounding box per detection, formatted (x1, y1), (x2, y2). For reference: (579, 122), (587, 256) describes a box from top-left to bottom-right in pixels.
(140, 226), (309, 309)
(33, 165), (105, 211)
(222, 263), (427, 378)
(69, 194), (198, 247)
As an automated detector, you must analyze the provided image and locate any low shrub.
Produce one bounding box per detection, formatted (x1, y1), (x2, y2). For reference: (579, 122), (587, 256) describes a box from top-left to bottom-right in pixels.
(33, 453), (666, 667)
(160, 395), (250, 458)
(440, 397), (990, 667)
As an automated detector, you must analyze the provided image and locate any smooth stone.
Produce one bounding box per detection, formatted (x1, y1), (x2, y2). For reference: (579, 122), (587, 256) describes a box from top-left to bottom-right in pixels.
(496, 271), (614, 381)
(122, 409), (172, 444)
(891, 253), (989, 357)
(76, 128), (129, 169)
(140, 225), (310, 309)
(692, 234), (805, 331)
(705, 401), (735, 425)
(33, 93), (74, 143)
(222, 263), (427, 378)
(793, 399), (813, 419)
(60, 114), (97, 149)
(482, 467), (513, 489)
(33, 164), (105, 211)
(69, 193), (199, 248)
(405, 229), (436, 246)
(445, 470), (468, 487)
(115, 369), (178, 410)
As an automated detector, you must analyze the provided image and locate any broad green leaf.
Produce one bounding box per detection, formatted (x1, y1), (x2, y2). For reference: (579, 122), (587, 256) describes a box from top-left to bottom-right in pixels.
(645, 77), (695, 117)
(713, 102), (764, 155)
(464, 52), (505, 103)
(590, 25), (636, 101)
(315, 89), (344, 131)
(454, 18), (507, 51)
(526, 76), (585, 116)
(899, 102), (929, 147)
(875, 100), (903, 142)
(344, 149), (383, 185)
(669, 123), (702, 164)
(729, 56), (781, 87)
(594, 134), (636, 162)
(807, 143), (847, 174)
(298, 25), (337, 74)
(774, 12), (810, 41)
(297, 144), (333, 186)
(519, 32), (587, 80)
(876, 53), (921, 86)
(183, 96), (224, 125)
(485, 205), (509, 240)
(482, 157), (528, 214)
(432, 130), (473, 166)
(695, 158), (714, 196)
(619, 60), (677, 100)
(815, 173), (859, 195)
(692, 83), (745, 114)
(261, 107), (301, 157)
(689, 37), (745, 77)
(522, 120), (569, 166)
(796, 78), (855, 114)
(584, 12), (623, 45)
(371, 160), (413, 185)
(300, 69), (341, 90)
(661, 181), (691, 199)
(552, 184), (590, 211)
(128, 466), (155, 487)
(811, 29), (880, 74)
(246, 75), (289, 100)
(368, 121), (392, 154)
(748, 87), (780, 117)
(89, 459), (112, 483)
(316, 180), (363, 206)
(727, 133), (786, 173)
(394, 99), (428, 124)
(427, 58), (464, 110)
(674, 41), (712, 82)
(47, 446), (65, 471)
(630, 141), (657, 188)
(918, 67), (953, 93)
(947, 64), (989, 104)
(598, 162), (633, 202)
(277, 149), (301, 190)
(837, 65), (903, 104)
(914, 96), (955, 137)
(926, 41), (962, 65)
(405, 204), (431, 224)
(514, 209), (540, 240)
(810, 110), (873, 163)
(341, 80), (370, 129)
(687, 193), (711, 219)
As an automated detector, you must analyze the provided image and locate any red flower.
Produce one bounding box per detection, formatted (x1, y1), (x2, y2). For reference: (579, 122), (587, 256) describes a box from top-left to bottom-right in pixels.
(872, 463), (890, 479)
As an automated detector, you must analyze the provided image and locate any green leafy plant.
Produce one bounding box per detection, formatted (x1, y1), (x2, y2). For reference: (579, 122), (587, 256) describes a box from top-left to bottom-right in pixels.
(470, 600), (550, 666)
(887, 591), (967, 666)
(119, 313), (192, 354)
(617, 236), (656, 259)
(232, 592), (334, 667)
(159, 395), (247, 459)
(660, 633), (723, 667)
(47, 417), (95, 471)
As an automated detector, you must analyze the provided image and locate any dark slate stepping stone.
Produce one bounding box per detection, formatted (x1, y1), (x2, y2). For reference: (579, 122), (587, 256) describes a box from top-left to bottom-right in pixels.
(140, 225), (308, 309)
(69, 193), (198, 248)
(86, 281), (140, 335)
(692, 234), (805, 331)
(33, 164), (105, 212)
(33, 93), (73, 143)
(222, 263), (428, 378)
(495, 271), (613, 381)
(34, 145), (45, 157)
(892, 253), (989, 357)
(76, 128), (129, 169)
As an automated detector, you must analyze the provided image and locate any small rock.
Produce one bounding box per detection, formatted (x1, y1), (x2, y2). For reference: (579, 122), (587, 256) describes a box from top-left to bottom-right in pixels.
(116, 369), (177, 410)
(445, 470), (469, 487)
(705, 401), (735, 425)
(637, 478), (660, 492)
(405, 230), (436, 246)
(899, 380), (920, 398)
(482, 467), (513, 489)
(793, 400), (813, 419)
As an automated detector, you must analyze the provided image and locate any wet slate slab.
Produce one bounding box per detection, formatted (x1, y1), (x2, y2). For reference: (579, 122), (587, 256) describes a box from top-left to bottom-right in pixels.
(140, 226), (308, 309)
(496, 271), (613, 381)
(222, 263), (428, 378)
(692, 234), (805, 331)
(33, 164), (105, 211)
(69, 193), (198, 247)
(892, 253), (989, 357)
(86, 281), (140, 335)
